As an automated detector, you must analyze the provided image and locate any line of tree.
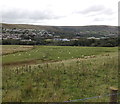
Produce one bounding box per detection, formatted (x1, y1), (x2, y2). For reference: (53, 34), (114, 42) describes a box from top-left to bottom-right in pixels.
(1, 37), (118, 47)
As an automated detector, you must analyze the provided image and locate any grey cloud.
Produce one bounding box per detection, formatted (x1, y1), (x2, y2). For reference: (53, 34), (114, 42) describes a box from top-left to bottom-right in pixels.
(103, 9), (115, 15)
(93, 17), (113, 22)
(2, 9), (63, 23)
(94, 18), (105, 21)
(74, 5), (115, 16)
(80, 5), (105, 14)
(118, 2), (120, 14)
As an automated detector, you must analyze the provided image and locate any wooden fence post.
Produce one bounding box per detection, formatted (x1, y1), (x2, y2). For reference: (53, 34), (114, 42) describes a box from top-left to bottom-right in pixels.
(109, 87), (118, 104)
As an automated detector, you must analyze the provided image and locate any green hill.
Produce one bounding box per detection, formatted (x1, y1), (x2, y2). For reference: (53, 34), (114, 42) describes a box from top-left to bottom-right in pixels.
(1, 23), (118, 37)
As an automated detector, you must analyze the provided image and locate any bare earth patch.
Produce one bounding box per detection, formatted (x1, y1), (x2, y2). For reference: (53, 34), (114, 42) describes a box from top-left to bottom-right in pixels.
(1, 45), (34, 55)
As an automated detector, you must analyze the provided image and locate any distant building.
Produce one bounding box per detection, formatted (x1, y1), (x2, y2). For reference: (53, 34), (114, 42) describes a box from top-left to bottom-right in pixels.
(87, 37), (100, 40)
(21, 39), (32, 41)
(62, 39), (70, 41)
(54, 36), (60, 38)
(100, 37), (108, 39)
(54, 38), (70, 41)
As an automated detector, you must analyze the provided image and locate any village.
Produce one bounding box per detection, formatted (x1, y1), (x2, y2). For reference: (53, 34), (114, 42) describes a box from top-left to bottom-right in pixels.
(1, 27), (111, 43)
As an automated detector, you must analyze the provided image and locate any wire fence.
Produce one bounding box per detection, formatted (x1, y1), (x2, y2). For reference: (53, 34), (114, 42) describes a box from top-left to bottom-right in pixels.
(64, 93), (120, 102)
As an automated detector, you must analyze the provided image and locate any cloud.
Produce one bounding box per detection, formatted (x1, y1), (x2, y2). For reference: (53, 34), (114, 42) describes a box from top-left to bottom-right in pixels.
(93, 17), (114, 22)
(74, 5), (115, 16)
(80, 5), (105, 14)
(1, 0), (118, 26)
(2, 8), (64, 24)
(93, 18), (105, 21)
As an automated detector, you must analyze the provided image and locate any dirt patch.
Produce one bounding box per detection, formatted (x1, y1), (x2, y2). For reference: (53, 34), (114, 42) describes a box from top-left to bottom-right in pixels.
(2, 45), (35, 55)
(3, 59), (38, 67)
(2, 59), (58, 67)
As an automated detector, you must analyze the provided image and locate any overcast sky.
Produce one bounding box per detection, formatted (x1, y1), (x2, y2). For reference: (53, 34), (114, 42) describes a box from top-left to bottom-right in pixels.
(1, 0), (119, 26)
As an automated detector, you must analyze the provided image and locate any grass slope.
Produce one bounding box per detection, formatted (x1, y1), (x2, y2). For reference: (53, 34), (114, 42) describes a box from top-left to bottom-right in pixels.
(2, 46), (117, 65)
(2, 52), (118, 102)
(1, 45), (34, 55)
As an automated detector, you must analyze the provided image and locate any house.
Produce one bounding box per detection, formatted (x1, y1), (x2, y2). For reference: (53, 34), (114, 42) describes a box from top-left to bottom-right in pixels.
(21, 39), (32, 42)
(54, 38), (70, 41)
(87, 37), (100, 40)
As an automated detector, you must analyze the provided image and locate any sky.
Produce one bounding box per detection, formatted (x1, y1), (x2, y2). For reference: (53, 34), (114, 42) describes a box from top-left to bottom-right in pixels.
(1, 0), (119, 26)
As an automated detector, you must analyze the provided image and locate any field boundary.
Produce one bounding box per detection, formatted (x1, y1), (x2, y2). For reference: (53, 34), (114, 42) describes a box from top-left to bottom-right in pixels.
(64, 93), (119, 102)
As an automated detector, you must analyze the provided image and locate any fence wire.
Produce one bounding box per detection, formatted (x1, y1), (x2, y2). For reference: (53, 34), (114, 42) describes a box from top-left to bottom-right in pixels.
(64, 93), (120, 102)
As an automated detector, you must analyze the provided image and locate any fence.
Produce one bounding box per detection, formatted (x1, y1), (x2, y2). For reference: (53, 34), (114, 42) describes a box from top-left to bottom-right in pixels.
(64, 87), (119, 103)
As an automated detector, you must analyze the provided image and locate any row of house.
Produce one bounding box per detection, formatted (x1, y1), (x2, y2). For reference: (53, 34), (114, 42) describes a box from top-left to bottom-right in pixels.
(2, 28), (54, 40)
(2, 28), (111, 42)
(87, 36), (109, 40)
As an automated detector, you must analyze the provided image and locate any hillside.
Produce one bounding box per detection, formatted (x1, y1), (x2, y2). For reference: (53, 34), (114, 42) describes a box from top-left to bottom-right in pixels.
(2, 23), (118, 37)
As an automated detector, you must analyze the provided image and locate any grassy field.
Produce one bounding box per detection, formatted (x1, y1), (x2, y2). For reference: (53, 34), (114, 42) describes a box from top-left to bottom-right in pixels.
(2, 45), (118, 102)
(1, 45), (34, 55)
(2, 45), (117, 64)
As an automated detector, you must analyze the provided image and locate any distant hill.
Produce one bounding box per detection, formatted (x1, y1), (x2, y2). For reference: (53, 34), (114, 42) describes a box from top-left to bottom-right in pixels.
(1, 23), (118, 37)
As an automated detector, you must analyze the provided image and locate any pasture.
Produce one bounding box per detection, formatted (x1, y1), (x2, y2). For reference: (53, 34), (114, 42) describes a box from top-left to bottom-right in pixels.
(2, 45), (118, 102)
(1, 45), (34, 55)
(2, 45), (117, 65)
